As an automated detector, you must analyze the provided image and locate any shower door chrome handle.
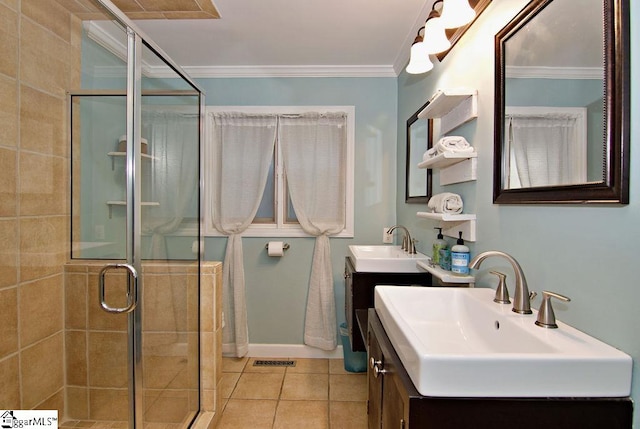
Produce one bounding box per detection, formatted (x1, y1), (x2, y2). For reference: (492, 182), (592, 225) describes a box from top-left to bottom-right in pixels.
(98, 263), (138, 314)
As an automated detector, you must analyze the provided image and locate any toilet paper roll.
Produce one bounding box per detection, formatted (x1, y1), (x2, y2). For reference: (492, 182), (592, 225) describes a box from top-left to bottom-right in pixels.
(267, 241), (284, 257)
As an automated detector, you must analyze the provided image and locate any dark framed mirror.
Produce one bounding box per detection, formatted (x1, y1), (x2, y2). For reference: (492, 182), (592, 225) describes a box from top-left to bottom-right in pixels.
(406, 102), (433, 203)
(493, 0), (629, 204)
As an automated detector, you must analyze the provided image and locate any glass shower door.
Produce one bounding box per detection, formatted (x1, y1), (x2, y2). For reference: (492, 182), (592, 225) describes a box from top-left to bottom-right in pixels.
(70, 5), (204, 427)
(138, 45), (202, 423)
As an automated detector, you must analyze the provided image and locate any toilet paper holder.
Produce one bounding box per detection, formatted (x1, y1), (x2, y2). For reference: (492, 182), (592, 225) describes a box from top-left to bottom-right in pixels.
(264, 242), (290, 251)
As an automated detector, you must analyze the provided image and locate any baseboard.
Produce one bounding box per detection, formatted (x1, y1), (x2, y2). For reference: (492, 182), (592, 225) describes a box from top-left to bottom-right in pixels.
(246, 343), (345, 359)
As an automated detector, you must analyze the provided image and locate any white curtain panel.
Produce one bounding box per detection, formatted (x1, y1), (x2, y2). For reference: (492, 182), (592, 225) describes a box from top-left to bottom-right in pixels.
(139, 110), (199, 336)
(279, 112), (347, 350)
(142, 110), (199, 258)
(510, 115), (578, 188)
(209, 112), (277, 357)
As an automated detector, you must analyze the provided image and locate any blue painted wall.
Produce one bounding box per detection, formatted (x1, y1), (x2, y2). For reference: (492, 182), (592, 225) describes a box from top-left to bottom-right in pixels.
(396, 1), (639, 425)
(196, 77), (398, 344)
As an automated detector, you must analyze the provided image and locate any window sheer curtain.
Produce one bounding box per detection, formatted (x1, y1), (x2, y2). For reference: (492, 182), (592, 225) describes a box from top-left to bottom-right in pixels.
(508, 115), (581, 188)
(142, 110), (199, 259)
(279, 112), (347, 350)
(209, 112), (277, 357)
(141, 110), (199, 338)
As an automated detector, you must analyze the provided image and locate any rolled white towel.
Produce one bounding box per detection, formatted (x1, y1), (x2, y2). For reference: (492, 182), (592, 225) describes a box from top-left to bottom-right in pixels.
(427, 192), (463, 214)
(422, 147), (438, 161)
(435, 136), (474, 154)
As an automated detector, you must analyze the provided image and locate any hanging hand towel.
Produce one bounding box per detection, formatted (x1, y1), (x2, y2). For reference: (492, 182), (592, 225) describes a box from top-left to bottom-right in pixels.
(428, 192), (464, 214)
(435, 136), (474, 154)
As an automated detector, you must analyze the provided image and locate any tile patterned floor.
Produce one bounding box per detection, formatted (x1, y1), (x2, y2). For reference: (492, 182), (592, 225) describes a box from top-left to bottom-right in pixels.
(217, 357), (368, 429)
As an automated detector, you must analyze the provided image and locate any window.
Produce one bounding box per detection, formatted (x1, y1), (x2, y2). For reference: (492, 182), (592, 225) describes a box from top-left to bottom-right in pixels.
(204, 106), (354, 237)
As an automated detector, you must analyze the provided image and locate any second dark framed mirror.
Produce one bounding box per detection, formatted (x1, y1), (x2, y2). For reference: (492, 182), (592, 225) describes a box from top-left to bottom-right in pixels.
(406, 102), (433, 203)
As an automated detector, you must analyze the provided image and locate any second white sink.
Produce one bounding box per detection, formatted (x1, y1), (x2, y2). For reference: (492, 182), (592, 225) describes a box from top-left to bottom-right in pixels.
(374, 286), (632, 398)
(348, 245), (429, 273)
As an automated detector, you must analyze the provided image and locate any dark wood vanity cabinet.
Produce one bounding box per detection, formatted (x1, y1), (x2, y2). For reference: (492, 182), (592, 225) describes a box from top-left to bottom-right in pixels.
(344, 256), (432, 352)
(367, 309), (633, 429)
(368, 315), (409, 429)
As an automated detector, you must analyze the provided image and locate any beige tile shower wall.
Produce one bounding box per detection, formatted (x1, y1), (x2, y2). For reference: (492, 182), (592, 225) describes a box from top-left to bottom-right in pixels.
(64, 260), (222, 424)
(0, 0), (81, 415)
(200, 262), (223, 423)
(142, 262), (200, 424)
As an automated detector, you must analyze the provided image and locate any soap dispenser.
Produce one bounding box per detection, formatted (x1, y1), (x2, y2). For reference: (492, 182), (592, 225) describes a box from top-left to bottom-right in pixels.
(451, 231), (470, 276)
(432, 227), (448, 266)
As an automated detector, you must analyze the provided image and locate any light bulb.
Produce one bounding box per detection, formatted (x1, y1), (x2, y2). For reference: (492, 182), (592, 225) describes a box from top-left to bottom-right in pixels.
(406, 41), (434, 74)
(439, 0), (476, 29)
(422, 14), (451, 54)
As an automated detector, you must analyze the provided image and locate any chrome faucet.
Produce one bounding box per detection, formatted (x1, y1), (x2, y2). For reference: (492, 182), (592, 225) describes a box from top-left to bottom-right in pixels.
(535, 291), (571, 329)
(469, 251), (536, 314)
(387, 225), (416, 254)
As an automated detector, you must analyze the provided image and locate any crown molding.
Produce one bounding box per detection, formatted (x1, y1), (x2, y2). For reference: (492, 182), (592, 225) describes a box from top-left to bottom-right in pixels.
(160, 65), (397, 78)
(84, 21), (398, 79)
(84, 21), (127, 63)
(392, 0), (434, 76)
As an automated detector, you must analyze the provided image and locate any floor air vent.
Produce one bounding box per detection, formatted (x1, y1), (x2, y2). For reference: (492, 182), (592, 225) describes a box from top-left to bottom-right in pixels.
(253, 359), (296, 367)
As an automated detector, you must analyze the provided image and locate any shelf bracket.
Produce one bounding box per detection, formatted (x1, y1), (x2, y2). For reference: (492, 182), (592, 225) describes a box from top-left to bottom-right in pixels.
(439, 158), (477, 185)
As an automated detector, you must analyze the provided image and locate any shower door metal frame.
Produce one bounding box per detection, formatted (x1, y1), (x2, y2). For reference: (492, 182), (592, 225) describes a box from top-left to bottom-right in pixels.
(74, 1), (206, 427)
(125, 27), (144, 428)
(69, 85), (203, 428)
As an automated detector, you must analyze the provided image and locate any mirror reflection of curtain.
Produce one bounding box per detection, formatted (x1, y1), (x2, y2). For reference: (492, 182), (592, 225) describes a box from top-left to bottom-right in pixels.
(143, 110), (199, 257)
(279, 112), (347, 350)
(507, 113), (586, 188)
(209, 112), (277, 357)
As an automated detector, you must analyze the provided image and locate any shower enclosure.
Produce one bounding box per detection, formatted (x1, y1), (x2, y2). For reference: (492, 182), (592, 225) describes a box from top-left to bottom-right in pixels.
(68, 1), (205, 427)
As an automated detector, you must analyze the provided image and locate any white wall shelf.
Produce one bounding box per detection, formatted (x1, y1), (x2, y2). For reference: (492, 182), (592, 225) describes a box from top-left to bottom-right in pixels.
(417, 88), (478, 135)
(106, 201), (159, 218)
(419, 153), (478, 185)
(108, 151), (157, 170)
(417, 212), (476, 242)
(417, 212), (475, 222)
(440, 157), (477, 185)
(418, 151), (477, 169)
(416, 260), (475, 285)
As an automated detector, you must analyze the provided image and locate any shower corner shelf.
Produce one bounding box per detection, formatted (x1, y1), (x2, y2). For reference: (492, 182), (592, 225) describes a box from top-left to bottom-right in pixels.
(106, 200), (159, 218)
(416, 260), (475, 285)
(417, 211), (476, 242)
(108, 152), (157, 170)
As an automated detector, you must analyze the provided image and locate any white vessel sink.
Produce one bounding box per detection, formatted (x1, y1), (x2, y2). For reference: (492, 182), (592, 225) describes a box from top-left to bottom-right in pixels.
(374, 286), (632, 398)
(348, 245), (429, 273)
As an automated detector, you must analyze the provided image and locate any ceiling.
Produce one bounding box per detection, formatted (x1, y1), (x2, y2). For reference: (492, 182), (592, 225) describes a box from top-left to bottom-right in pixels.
(129, 0), (431, 77)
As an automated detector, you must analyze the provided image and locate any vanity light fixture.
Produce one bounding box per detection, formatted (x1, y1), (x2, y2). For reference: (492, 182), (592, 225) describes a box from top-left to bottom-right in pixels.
(439, 0), (476, 29)
(422, 6), (451, 54)
(406, 28), (434, 74)
(405, 0), (478, 74)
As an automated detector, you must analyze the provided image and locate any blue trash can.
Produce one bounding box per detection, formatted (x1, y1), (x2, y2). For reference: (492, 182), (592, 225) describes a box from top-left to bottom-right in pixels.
(339, 322), (367, 372)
